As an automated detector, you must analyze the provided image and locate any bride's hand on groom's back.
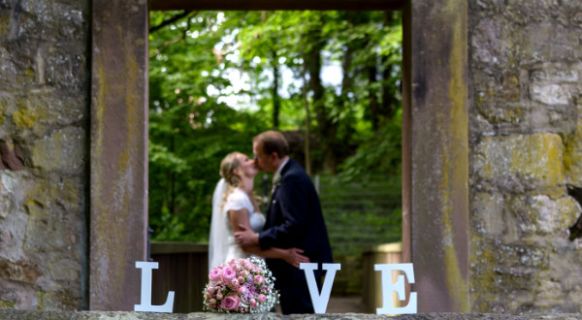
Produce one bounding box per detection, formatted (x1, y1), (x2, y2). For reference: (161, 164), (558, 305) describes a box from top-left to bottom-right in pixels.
(285, 248), (310, 268)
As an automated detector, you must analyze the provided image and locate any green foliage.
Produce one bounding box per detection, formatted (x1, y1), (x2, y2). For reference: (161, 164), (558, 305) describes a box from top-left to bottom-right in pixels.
(338, 109), (403, 181)
(148, 10), (403, 242)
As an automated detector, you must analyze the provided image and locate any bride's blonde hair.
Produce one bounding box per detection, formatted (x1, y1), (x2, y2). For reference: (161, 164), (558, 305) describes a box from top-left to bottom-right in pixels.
(219, 152), (244, 210)
(220, 152), (244, 187)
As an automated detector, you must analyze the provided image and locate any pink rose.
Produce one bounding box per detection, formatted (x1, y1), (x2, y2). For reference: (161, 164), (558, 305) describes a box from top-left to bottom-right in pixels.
(230, 279), (240, 288)
(222, 267), (236, 280)
(209, 268), (222, 282)
(258, 294), (266, 303)
(238, 286), (247, 294)
(254, 275), (264, 284)
(221, 295), (240, 311)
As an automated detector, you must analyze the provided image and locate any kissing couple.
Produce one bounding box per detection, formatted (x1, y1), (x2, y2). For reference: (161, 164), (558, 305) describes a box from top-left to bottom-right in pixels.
(208, 130), (333, 314)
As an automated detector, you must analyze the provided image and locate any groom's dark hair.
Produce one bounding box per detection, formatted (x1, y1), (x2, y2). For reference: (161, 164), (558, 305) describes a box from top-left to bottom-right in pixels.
(254, 131), (289, 158)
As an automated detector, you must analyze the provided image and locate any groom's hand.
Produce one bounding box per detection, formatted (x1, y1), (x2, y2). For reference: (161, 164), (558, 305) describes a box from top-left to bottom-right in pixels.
(234, 224), (259, 247)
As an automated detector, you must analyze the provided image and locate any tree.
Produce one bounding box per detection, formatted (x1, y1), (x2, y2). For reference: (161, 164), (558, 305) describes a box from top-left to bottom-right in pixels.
(148, 10), (403, 241)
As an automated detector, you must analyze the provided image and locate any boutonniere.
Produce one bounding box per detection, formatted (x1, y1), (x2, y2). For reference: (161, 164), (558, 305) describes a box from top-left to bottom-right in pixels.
(271, 173), (282, 192)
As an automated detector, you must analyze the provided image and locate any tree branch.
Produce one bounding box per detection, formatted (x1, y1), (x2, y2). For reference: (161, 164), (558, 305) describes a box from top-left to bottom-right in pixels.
(149, 11), (197, 34)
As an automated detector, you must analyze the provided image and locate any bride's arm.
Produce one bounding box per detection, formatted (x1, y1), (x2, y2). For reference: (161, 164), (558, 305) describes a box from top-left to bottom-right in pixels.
(227, 209), (309, 268)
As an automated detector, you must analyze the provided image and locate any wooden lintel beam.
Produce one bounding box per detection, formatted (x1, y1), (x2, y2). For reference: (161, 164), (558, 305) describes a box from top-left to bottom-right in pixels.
(149, 0), (405, 11)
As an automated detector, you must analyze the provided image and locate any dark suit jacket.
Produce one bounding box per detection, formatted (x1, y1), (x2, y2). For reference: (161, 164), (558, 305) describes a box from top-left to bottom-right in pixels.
(258, 158), (333, 267)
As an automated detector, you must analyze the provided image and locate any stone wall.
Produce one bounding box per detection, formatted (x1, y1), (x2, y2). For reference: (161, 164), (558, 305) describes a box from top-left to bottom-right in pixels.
(0, 0), (89, 310)
(469, 0), (582, 313)
(0, 311), (580, 320)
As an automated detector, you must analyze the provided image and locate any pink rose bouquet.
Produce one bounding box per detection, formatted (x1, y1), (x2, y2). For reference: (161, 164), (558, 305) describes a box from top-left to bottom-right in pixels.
(203, 257), (279, 313)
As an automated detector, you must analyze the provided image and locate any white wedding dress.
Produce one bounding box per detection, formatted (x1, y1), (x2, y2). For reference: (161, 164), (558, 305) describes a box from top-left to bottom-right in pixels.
(208, 179), (266, 271)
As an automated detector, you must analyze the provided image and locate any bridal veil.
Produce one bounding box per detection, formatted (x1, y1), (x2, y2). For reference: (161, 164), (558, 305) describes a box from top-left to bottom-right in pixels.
(208, 178), (228, 271)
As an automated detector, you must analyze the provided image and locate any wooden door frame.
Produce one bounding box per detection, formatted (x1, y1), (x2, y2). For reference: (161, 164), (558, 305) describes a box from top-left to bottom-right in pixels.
(90, 0), (470, 312)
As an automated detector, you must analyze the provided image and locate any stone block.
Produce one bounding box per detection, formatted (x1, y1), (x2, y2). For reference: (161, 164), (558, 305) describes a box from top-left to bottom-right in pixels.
(0, 279), (37, 309)
(568, 289), (582, 312)
(0, 259), (40, 284)
(0, 211), (27, 262)
(0, 10), (9, 39)
(531, 63), (579, 84)
(535, 279), (567, 308)
(474, 133), (564, 190)
(24, 202), (69, 253)
(500, 243), (547, 269)
(474, 70), (522, 106)
(472, 192), (506, 237)
(528, 63), (579, 107)
(45, 46), (87, 92)
(472, 62), (579, 133)
(471, 17), (509, 67)
(530, 83), (572, 106)
(48, 258), (79, 282)
(10, 93), (87, 138)
(0, 138), (26, 170)
(0, 48), (19, 88)
(508, 194), (581, 236)
(0, 172), (28, 202)
(31, 127), (85, 174)
(502, 0), (575, 26)
(564, 122), (582, 186)
(25, 176), (84, 214)
(547, 244), (582, 291)
(471, 239), (544, 313)
(0, 94), (11, 126)
(477, 102), (527, 127)
(37, 288), (81, 310)
(522, 23), (581, 63)
(0, 172), (20, 218)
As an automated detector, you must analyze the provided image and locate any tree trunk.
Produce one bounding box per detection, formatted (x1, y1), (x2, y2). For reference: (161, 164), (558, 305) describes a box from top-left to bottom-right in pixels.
(302, 71), (312, 176)
(271, 49), (280, 129)
(381, 11), (396, 119)
(340, 45), (354, 102)
(368, 63), (380, 131)
(169, 135), (176, 215)
(304, 24), (337, 173)
(381, 63), (395, 119)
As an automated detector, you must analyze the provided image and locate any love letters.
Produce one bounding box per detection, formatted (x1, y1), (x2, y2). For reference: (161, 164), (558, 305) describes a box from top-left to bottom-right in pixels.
(134, 261), (417, 314)
(300, 262), (417, 315)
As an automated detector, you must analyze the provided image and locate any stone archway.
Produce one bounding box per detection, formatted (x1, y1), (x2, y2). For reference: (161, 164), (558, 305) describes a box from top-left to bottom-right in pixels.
(90, 0), (469, 312)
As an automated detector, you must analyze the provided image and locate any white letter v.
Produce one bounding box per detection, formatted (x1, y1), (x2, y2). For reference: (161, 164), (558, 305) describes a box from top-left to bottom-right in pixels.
(300, 263), (341, 314)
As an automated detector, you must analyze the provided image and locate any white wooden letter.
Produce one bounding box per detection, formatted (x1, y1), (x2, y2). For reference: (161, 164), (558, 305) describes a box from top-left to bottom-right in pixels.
(374, 263), (417, 315)
(300, 263), (341, 314)
(134, 261), (175, 313)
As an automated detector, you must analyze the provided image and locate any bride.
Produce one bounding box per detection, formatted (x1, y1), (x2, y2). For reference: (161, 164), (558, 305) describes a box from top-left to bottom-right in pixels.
(208, 151), (309, 270)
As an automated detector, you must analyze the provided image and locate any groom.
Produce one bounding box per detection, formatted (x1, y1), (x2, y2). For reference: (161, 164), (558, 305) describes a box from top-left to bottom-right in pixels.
(234, 130), (333, 314)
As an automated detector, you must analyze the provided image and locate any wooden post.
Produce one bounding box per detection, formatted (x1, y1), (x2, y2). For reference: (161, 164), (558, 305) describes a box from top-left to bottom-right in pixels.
(90, 0), (149, 310)
(409, 0), (470, 312)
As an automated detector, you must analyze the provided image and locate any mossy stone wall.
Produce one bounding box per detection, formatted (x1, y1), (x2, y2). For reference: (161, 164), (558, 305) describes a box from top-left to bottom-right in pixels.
(0, 0), (90, 310)
(469, 0), (582, 313)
